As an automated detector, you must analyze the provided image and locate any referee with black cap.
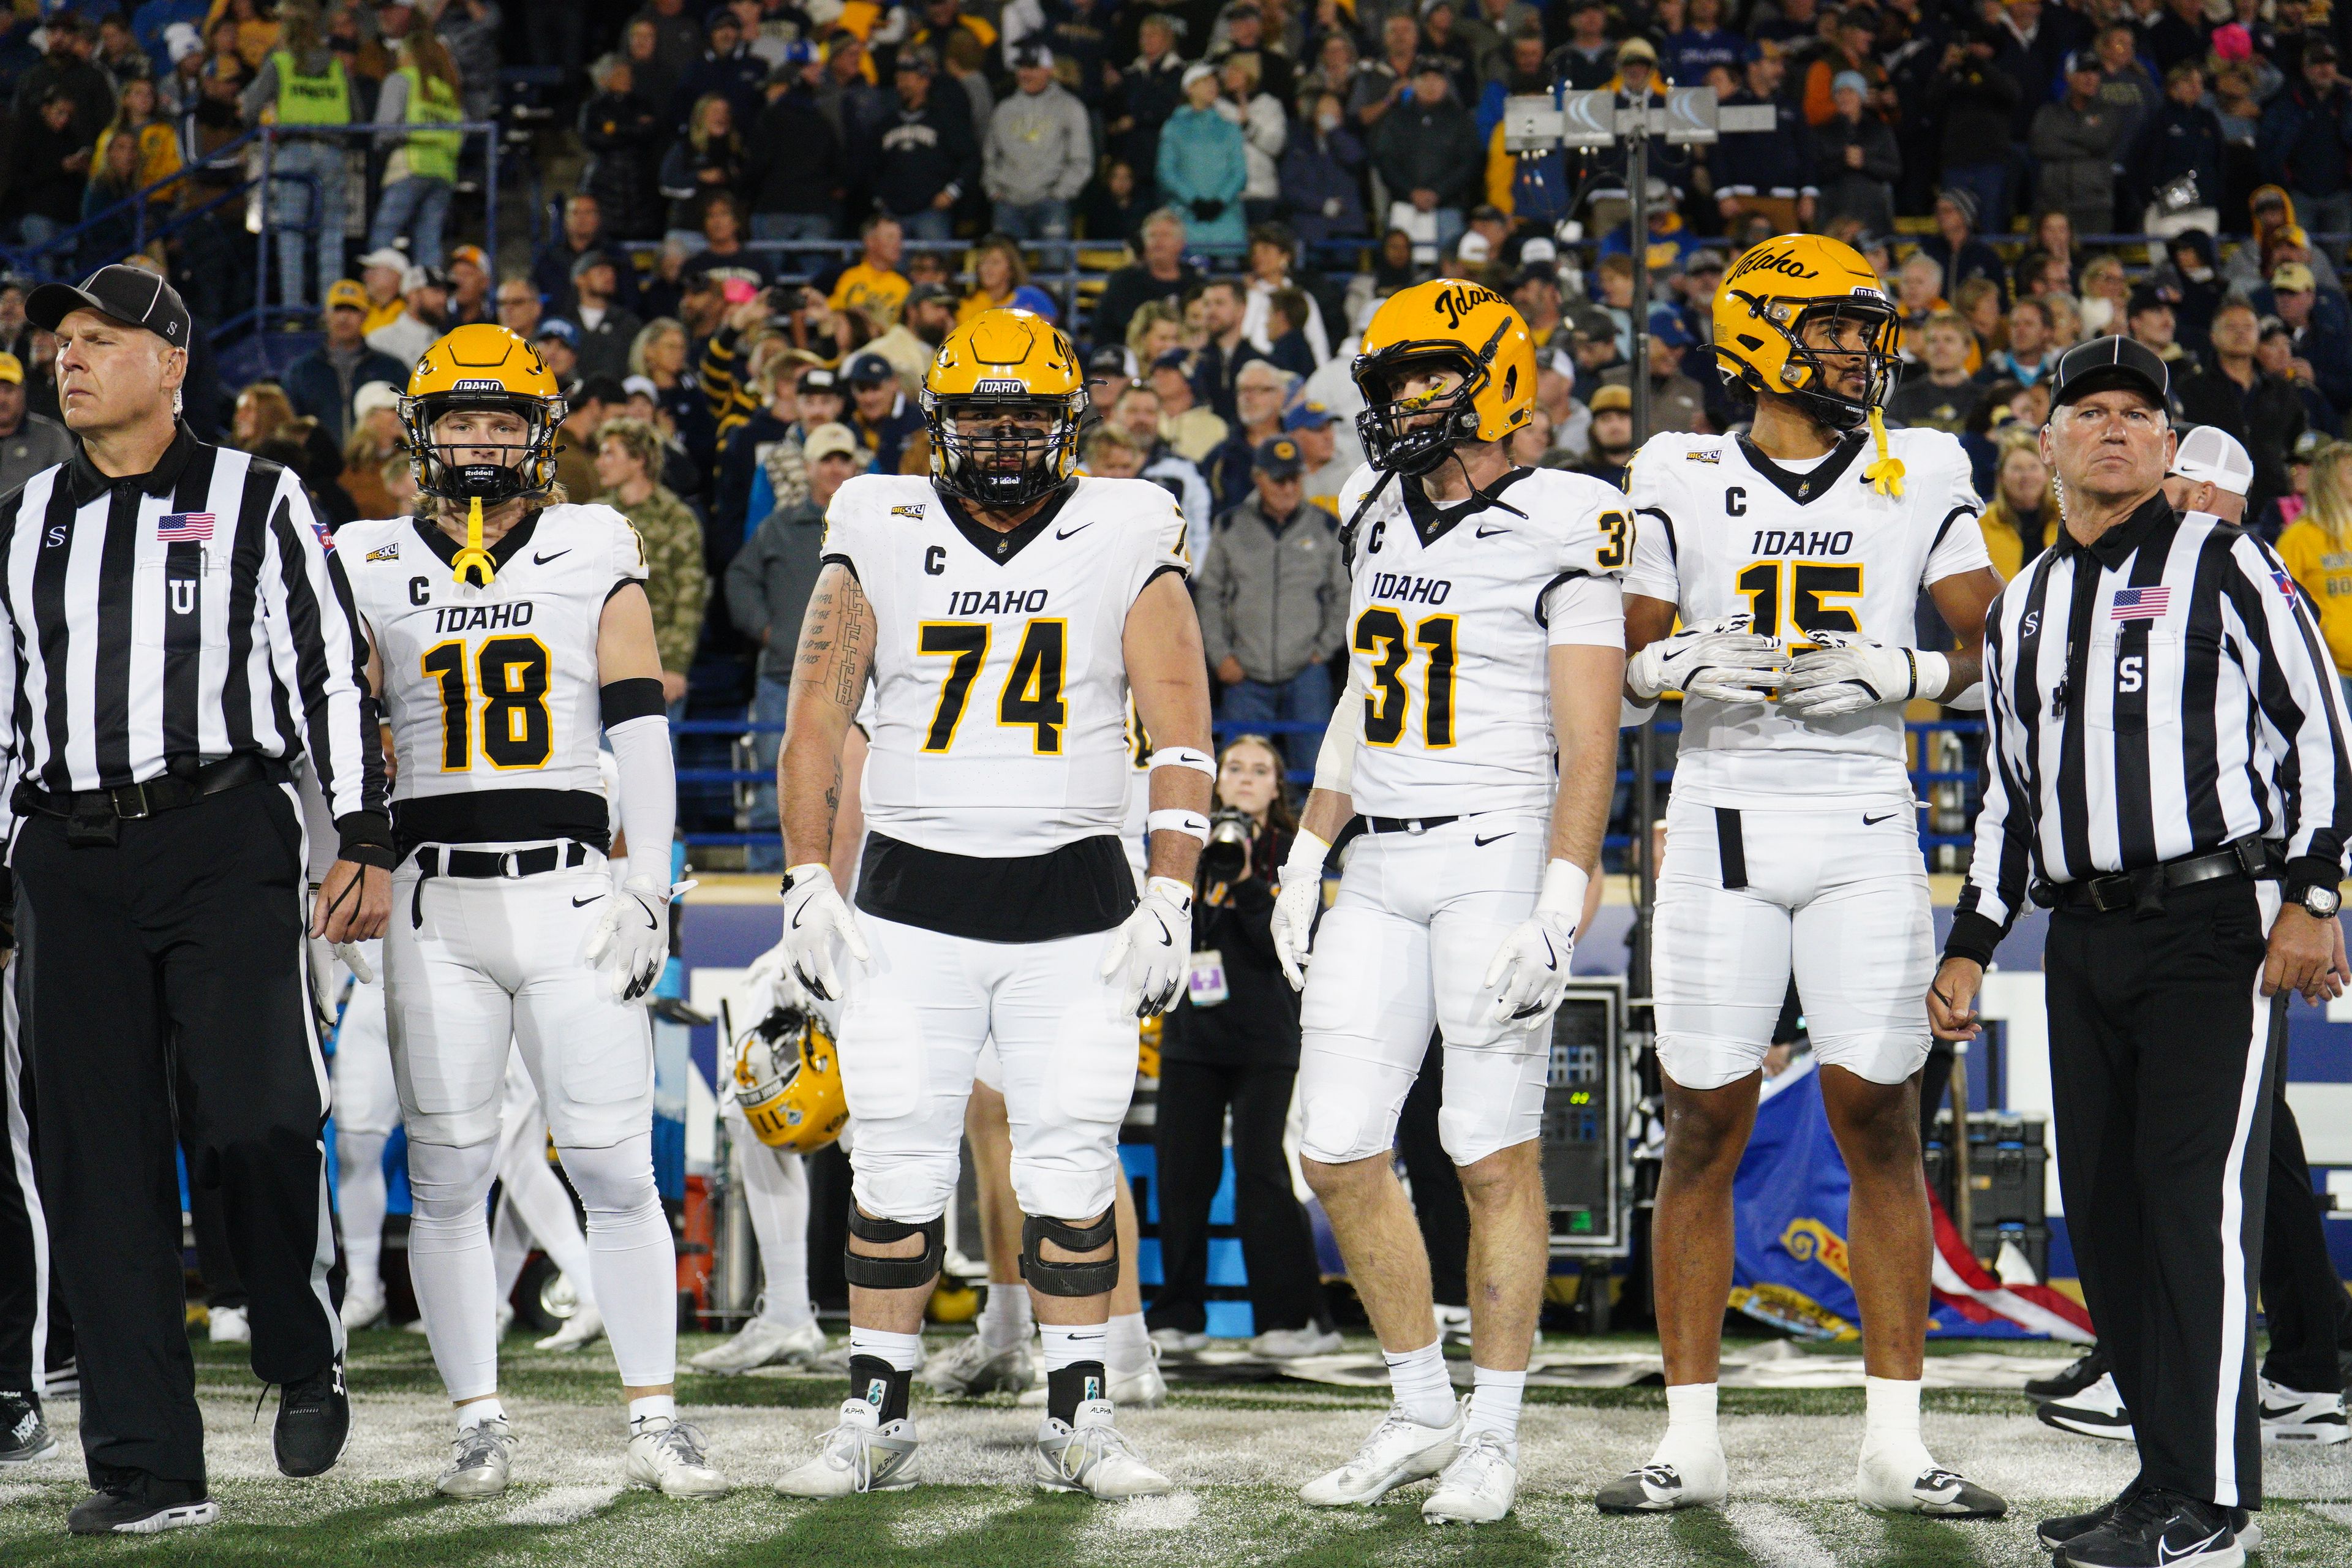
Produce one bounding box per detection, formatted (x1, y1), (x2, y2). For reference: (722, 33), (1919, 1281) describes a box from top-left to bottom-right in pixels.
(0, 265), (391, 1536)
(1929, 334), (2352, 1568)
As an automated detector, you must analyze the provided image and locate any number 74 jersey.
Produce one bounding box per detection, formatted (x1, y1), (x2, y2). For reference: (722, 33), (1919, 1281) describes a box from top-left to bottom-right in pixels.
(1336, 464), (1632, 820)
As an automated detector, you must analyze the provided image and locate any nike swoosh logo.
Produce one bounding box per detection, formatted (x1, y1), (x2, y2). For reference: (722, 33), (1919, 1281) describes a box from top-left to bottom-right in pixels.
(534, 549), (571, 565)
(1055, 522), (1096, 540)
(571, 894), (603, 907)
(1473, 832), (1512, 846)
(2157, 1527), (2226, 1564)
(1476, 525), (1510, 538)
(2261, 1400), (2316, 1419)
(1863, 811), (1902, 826)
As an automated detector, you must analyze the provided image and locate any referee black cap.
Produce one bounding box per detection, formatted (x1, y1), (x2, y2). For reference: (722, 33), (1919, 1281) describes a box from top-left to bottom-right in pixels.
(28, 264), (192, 349)
(2049, 334), (2168, 409)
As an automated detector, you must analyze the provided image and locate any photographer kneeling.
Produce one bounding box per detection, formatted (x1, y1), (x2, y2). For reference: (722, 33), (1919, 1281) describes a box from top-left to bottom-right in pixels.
(1148, 736), (1339, 1358)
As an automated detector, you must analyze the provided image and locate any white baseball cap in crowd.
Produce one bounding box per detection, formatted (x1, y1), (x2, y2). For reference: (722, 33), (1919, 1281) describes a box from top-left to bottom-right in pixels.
(2170, 423), (2254, 497)
(352, 381), (402, 420)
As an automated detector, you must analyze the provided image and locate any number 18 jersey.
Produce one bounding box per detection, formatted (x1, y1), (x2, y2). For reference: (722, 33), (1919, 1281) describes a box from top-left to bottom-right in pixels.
(1335, 464), (1631, 820)
(1623, 426), (1992, 807)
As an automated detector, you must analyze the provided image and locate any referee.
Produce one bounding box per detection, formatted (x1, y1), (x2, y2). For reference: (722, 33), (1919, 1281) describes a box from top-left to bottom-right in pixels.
(1930, 336), (2352, 1568)
(0, 266), (391, 1536)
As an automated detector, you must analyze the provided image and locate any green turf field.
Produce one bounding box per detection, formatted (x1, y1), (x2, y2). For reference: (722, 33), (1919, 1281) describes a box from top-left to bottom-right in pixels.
(3, 1331), (2348, 1565)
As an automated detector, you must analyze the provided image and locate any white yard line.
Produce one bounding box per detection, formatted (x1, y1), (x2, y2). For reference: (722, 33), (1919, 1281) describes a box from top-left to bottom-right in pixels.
(1726, 1502), (1843, 1568)
(501, 1485), (622, 1525)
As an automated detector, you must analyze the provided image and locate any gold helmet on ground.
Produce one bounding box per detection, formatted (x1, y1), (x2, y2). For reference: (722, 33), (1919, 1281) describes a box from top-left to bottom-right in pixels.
(1349, 278), (1536, 476)
(401, 323), (567, 503)
(1712, 233), (1899, 431)
(920, 308), (1086, 508)
(730, 1004), (847, 1153)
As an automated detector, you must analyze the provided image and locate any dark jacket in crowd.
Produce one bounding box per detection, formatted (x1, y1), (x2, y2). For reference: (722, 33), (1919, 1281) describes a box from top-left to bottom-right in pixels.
(9, 109), (89, 225)
(2136, 97), (2227, 216)
(283, 341), (409, 445)
(665, 42), (766, 137)
(2258, 77), (2352, 198)
(1278, 123), (1367, 244)
(1368, 88), (1483, 211)
(1164, 821), (1299, 1068)
(2173, 362), (2306, 521)
(1929, 55), (2022, 170)
(865, 92), (981, 221)
(1709, 89), (1814, 196)
(725, 492), (828, 683)
(579, 88), (667, 241)
(1917, 232), (2010, 306)
(2030, 94), (2128, 238)
(1812, 112), (1900, 235)
(1036, 0), (1116, 108)
(1109, 51), (1188, 192)
(1091, 260), (1198, 352)
(745, 89), (842, 219)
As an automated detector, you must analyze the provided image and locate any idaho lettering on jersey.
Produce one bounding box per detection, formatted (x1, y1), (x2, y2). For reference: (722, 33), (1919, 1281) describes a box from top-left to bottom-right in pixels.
(1746, 529), (1855, 557)
(1368, 571), (1454, 605)
(943, 587), (1052, 617)
(431, 600), (538, 633)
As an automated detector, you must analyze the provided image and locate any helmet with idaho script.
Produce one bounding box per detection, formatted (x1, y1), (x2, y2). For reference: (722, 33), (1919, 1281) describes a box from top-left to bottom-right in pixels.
(1711, 233), (1899, 431)
(729, 1003), (847, 1154)
(1349, 278), (1537, 476)
(921, 308), (1087, 508)
(401, 323), (568, 502)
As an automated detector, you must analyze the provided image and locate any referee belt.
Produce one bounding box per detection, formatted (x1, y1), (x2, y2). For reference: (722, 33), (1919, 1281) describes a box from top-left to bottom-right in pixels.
(2032, 837), (2282, 916)
(15, 754), (287, 842)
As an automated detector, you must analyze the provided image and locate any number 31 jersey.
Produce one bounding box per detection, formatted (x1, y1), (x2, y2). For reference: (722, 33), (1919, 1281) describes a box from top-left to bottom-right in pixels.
(822, 473), (1188, 858)
(339, 503), (646, 850)
(1623, 426), (1992, 807)
(1336, 464), (1631, 820)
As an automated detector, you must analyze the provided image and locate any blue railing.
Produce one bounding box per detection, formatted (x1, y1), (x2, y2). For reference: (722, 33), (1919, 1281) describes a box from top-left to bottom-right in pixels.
(672, 713), (1987, 861)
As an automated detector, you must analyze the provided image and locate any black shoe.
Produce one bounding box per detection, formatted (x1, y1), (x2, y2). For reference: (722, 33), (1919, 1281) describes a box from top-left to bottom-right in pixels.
(2026, 1346), (2110, 1402)
(0, 1391), (57, 1464)
(2039, 1476), (2144, 1550)
(274, 1354), (349, 1477)
(2061, 1488), (2242, 1568)
(67, 1472), (219, 1536)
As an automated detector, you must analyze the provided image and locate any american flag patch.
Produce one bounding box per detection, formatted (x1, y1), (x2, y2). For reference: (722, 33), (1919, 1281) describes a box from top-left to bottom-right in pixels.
(313, 520), (334, 551)
(2274, 570), (2299, 600)
(2110, 586), (2170, 621)
(155, 510), (214, 542)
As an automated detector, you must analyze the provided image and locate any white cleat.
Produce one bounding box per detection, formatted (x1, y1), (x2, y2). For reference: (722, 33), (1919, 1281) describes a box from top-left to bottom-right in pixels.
(1422, 1430), (1517, 1524)
(1594, 1441), (1728, 1513)
(921, 1333), (1035, 1398)
(1251, 1325), (1343, 1360)
(2037, 1373), (2135, 1442)
(1433, 1305), (1472, 1345)
(1300, 1400), (1464, 1506)
(1110, 1345), (1167, 1411)
(535, 1305), (606, 1353)
(207, 1305), (249, 1344)
(339, 1286), (386, 1332)
(1032, 1398), (1173, 1498)
(774, 1399), (921, 1497)
(435, 1417), (519, 1500)
(688, 1317), (827, 1375)
(2259, 1376), (2351, 1444)
(1855, 1450), (2007, 1517)
(1149, 1327), (1208, 1355)
(625, 1416), (729, 1498)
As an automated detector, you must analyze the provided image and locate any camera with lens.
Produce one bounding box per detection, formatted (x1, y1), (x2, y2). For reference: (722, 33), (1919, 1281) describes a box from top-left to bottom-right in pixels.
(1197, 807), (1256, 885)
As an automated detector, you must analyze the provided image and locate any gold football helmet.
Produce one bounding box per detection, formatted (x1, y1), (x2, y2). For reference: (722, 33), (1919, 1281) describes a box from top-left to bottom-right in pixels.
(401, 323), (567, 503)
(730, 1004), (847, 1154)
(1350, 278), (1536, 475)
(1712, 233), (1899, 431)
(921, 308), (1086, 508)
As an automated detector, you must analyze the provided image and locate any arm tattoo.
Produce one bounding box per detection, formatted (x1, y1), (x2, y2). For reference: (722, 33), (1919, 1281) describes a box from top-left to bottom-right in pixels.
(834, 576), (870, 710)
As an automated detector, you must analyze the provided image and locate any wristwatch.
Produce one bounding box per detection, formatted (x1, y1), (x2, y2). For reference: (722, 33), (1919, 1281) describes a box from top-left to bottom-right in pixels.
(2291, 880), (2343, 919)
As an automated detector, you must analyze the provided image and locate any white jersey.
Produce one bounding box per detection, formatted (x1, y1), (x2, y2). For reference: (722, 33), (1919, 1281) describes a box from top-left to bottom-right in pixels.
(822, 472), (1187, 858)
(341, 503), (646, 848)
(1624, 427), (1992, 808)
(1335, 464), (1631, 819)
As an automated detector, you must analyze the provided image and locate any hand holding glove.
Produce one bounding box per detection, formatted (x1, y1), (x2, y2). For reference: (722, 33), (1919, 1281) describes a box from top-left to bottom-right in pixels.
(1778, 630), (1940, 719)
(1100, 876), (1194, 1019)
(1626, 614), (1786, 704)
(1482, 860), (1587, 1028)
(760, 863), (870, 1002)
(580, 874), (689, 1001)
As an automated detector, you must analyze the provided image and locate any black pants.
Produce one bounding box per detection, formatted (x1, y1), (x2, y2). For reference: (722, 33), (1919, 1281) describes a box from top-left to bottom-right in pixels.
(1148, 1058), (1328, 1335)
(2261, 1067), (2352, 1392)
(0, 957), (47, 1401)
(2045, 876), (2277, 1509)
(1397, 1034), (1469, 1309)
(18, 782), (338, 1486)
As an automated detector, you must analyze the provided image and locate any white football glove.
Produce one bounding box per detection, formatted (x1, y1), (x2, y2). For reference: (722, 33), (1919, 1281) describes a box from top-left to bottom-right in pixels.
(764, 862), (870, 1001)
(1778, 630), (1936, 719)
(579, 874), (684, 1001)
(1626, 613), (1787, 704)
(1268, 829), (1332, 992)
(1482, 860), (1587, 1027)
(1099, 876), (1194, 1019)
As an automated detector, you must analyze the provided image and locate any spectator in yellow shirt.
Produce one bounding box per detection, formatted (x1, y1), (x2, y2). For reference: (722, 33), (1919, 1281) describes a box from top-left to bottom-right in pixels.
(2275, 440), (2352, 707)
(826, 211), (911, 328)
(1975, 434), (2059, 581)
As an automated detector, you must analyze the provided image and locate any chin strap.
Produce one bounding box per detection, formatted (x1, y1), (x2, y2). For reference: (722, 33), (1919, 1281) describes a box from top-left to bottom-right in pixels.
(1863, 407), (1905, 499)
(451, 496), (497, 587)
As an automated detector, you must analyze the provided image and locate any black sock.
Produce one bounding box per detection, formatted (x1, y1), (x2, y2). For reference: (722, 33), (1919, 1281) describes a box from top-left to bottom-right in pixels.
(847, 1354), (912, 1424)
(1046, 1361), (1107, 1425)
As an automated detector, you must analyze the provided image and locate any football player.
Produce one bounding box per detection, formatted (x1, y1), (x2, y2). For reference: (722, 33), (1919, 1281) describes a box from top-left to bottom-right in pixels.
(1594, 233), (2008, 1518)
(338, 325), (722, 1501)
(1267, 279), (1630, 1524)
(758, 308), (1213, 1500)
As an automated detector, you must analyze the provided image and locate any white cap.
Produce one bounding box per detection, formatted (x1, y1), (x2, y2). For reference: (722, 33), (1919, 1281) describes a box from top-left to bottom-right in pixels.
(2171, 423), (2253, 497)
(1455, 231), (1491, 264)
(352, 381), (402, 419)
(623, 374), (658, 399)
(1182, 61), (1217, 88)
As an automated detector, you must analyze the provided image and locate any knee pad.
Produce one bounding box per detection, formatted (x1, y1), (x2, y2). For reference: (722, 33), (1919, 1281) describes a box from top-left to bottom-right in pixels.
(1020, 1211), (1118, 1298)
(556, 1136), (658, 1216)
(843, 1210), (944, 1291)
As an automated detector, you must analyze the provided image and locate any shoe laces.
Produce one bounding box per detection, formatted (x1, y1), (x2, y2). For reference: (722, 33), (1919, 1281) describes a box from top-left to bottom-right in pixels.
(1634, 1462), (1683, 1490)
(1446, 1428), (1512, 1485)
(1048, 1417), (1144, 1483)
(819, 1410), (891, 1487)
(451, 1420), (514, 1469)
(643, 1419), (712, 1469)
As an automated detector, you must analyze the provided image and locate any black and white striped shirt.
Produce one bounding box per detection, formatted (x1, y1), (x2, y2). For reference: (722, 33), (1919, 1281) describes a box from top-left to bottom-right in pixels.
(0, 427), (385, 843)
(1947, 494), (2352, 963)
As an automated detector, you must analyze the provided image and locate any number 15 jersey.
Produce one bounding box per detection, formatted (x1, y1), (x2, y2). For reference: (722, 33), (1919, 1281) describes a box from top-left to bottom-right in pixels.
(1335, 464), (1631, 820)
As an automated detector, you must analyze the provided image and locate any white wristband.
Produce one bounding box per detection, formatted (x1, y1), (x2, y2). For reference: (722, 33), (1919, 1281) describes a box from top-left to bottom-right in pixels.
(1147, 808), (1212, 843)
(1912, 650), (1950, 701)
(1147, 745), (1218, 778)
(1535, 857), (1590, 920)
